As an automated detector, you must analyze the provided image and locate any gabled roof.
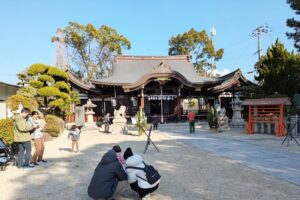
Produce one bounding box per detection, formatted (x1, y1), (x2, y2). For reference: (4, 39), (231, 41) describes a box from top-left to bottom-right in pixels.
(67, 70), (102, 94)
(91, 55), (219, 88)
(209, 69), (252, 93)
(242, 97), (291, 106)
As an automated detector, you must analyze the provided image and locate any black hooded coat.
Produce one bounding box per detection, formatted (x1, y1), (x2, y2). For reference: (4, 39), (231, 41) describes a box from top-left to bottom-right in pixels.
(88, 149), (127, 199)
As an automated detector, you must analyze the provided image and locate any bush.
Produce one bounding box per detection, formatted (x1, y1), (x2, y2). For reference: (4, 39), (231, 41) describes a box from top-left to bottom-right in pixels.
(6, 94), (38, 112)
(44, 115), (64, 137)
(207, 107), (218, 129)
(135, 107), (147, 135)
(37, 86), (61, 97)
(47, 67), (69, 81)
(27, 63), (48, 75)
(0, 119), (14, 145)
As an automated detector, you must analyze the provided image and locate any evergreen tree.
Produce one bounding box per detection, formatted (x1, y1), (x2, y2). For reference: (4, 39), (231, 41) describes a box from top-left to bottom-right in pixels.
(168, 28), (224, 75)
(286, 0), (300, 51)
(255, 40), (300, 98)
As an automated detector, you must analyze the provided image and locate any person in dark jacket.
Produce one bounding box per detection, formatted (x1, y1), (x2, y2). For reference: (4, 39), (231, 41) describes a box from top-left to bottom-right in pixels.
(152, 115), (159, 130)
(88, 149), (128, 200)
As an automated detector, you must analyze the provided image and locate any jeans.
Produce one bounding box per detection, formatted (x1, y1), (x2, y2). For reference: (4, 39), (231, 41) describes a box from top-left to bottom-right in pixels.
(189, 121), (195, 133)
(104, 123), (110, 133)
(17, 141), (32, 167)
(130, 182), (159, 198)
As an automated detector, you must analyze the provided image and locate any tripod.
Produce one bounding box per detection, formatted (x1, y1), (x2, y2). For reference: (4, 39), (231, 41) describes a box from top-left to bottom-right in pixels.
(141, 125), (160, 154)
(281, 119), (299, 147)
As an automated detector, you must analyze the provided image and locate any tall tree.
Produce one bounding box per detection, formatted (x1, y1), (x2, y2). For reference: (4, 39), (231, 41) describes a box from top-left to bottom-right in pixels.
(52, 22), (131, 80)
(168, 28), (224, 75)
(286, 0), (300, 51)
(255, 40), (300, 98)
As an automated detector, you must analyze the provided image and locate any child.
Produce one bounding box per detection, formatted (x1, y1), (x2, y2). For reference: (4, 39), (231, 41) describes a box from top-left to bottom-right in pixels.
(68, 125), (81, 153)
(113, 145), (126, 166)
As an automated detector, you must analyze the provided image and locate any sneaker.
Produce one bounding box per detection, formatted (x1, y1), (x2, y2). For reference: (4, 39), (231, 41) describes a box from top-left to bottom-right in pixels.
(142, 194), (150, 200)
(37, 159), (47, 163)
(22, 165), (34, 170)
(30, 162), (39, 166)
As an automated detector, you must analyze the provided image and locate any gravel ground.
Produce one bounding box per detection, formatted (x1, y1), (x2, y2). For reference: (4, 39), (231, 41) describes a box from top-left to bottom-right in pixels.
(1, 127), (300, 200)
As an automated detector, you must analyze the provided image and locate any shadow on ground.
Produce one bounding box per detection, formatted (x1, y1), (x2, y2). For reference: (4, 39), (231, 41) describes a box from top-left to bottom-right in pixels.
(6, 130), (300, 200)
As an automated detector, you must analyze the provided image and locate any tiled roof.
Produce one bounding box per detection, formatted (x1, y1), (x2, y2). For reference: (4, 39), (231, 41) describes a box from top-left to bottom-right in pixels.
(92, 55), (218, 85)
(0, 81), (19, 88)
(209, 69), (252, 93)
(242, 97), (291, 106)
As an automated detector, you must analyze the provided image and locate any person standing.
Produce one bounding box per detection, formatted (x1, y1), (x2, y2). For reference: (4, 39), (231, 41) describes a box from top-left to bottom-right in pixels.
(88, 149), (128, 200)
(37, 114), (47, 163)
(187, 110), (196, 133)
(13, 108), (36, 169)
(68, 125), (81, 153)
(29, 111), (46, 165)
(152, 115), (159, 131)
(103, 113), (110, 133)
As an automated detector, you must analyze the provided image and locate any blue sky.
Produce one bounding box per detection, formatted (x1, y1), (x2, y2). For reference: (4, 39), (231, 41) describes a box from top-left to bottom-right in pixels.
(0, 0), (297, 84)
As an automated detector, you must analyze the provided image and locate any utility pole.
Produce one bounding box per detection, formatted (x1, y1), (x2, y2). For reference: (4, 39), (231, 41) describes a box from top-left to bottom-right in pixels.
(210, 25), (216, 77)
(251, 25), (271, 61)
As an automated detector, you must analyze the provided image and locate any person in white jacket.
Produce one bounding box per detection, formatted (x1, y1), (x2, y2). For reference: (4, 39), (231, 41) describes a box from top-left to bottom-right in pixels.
(124, 147), (160, 200)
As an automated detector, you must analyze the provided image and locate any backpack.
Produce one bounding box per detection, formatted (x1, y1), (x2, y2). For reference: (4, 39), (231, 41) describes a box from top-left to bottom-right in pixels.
(126, 161), (161, 184)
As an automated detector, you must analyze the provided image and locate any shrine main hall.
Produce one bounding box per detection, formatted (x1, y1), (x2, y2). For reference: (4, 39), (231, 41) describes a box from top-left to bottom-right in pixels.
(68, 55), (251, 123)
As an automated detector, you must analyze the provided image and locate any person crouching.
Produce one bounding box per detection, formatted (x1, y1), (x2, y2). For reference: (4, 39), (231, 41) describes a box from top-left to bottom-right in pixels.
(124, 147), (160, 200)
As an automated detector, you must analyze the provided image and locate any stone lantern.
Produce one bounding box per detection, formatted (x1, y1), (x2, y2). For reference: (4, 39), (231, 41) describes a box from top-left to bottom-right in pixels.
(82, 99), (98, 130)
(84, 99), (96, 123)
(230, 97), (245, 128)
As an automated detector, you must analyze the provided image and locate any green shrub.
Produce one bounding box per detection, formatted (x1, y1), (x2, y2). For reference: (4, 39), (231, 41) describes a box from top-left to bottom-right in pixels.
(38, 74), (54, 83)
(27, 63), (48, 75)
(207, 107), (218, 128)
(49, 98), (65, 107)
(30, 80), (44, 88)
(6, 94), (38, 112)
(37, 86), (61, 97)
(54, 81), (71, 93)
(47, 67), (69, 81)
(44, 115), (64, 137)
(135, 107), (147, 135)
(0, 119), (14, 145)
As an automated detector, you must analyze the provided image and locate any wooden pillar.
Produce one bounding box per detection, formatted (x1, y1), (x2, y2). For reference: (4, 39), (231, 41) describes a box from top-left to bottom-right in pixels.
(177, 96), (181, 121)
(140, 88), (144, 109)
(278, 104), (284, 137)
(176, 86), (181, 121)
(160, 85), (164, 123)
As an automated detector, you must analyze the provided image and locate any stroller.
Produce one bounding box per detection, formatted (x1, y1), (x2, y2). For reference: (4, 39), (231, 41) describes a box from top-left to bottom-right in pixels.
(0, 139), (13, 170)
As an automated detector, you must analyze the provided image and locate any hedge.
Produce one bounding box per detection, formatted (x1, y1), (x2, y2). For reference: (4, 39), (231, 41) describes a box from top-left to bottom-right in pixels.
(0, 119), (14, 145)
(44, 115), (64, 137)
(6, 94), (38, 112)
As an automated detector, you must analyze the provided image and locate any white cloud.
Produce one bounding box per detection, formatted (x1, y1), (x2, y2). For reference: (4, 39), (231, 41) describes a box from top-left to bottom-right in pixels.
(212, 68), (230, 76)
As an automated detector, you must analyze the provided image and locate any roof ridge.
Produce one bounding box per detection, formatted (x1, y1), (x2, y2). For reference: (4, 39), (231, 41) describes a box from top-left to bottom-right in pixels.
(114, 55), (189, 61)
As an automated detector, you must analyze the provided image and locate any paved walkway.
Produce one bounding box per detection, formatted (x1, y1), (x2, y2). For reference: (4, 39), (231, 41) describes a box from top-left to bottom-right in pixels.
(159, 122), (300, 186)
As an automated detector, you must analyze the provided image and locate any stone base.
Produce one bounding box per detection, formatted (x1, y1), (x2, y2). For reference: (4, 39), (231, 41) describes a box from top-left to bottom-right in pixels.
(230, 119), (245, 128)
(111, 122), (128, 134)
(81, 123), (99, 131)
